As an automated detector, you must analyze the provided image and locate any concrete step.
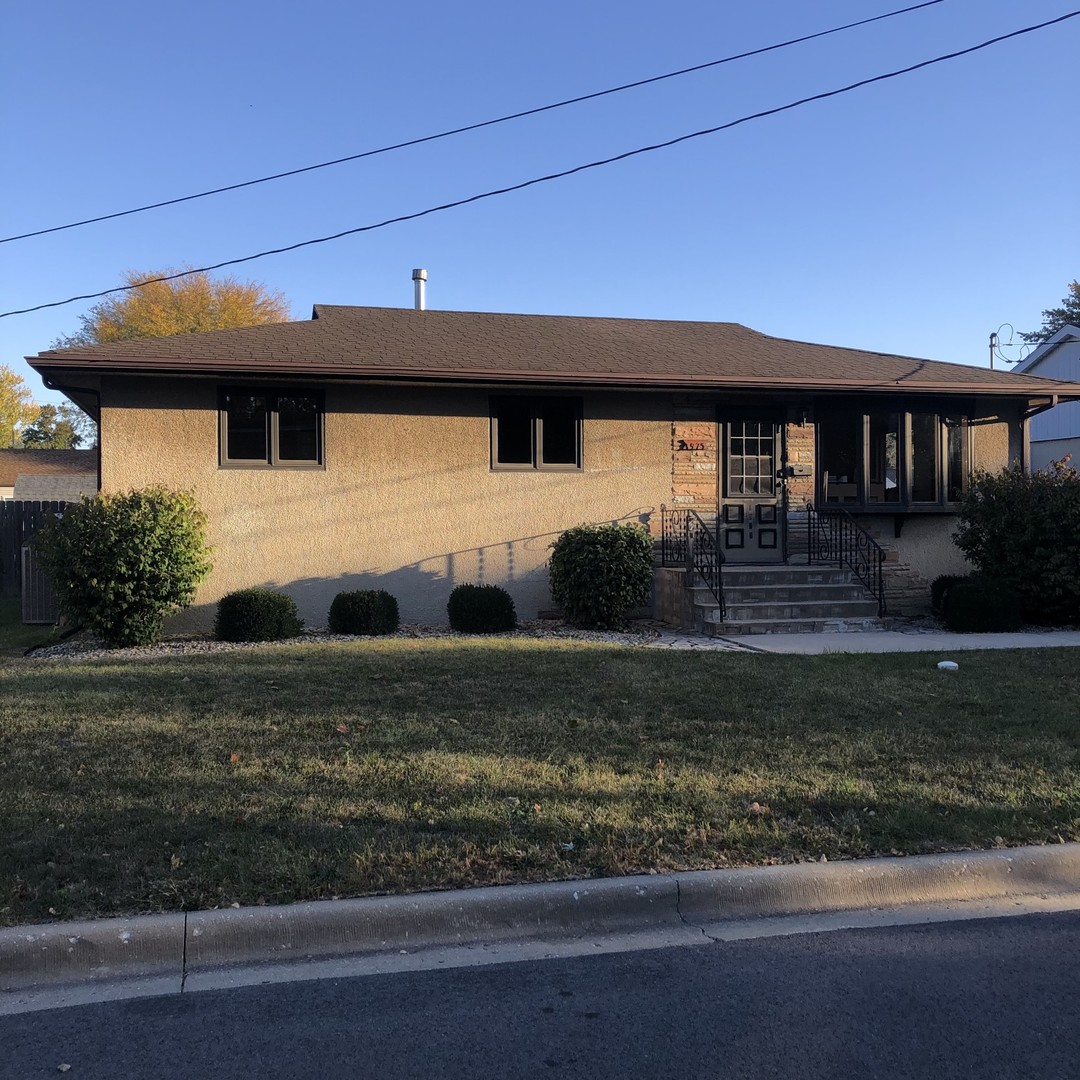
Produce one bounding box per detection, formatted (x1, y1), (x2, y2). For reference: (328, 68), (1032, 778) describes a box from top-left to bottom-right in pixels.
(720, 600), (882, 621)
(719, 567), (857, 587)
(703, 615), (890, 636)
(693, 583), (873, 604)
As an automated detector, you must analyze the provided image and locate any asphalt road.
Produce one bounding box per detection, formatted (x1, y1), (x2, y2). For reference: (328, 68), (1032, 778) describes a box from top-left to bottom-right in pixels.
(4, 910), (1079, 1079)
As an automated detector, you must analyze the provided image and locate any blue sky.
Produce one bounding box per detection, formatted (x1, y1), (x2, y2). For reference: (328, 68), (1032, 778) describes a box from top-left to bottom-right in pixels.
(2, 0), (1077, 404)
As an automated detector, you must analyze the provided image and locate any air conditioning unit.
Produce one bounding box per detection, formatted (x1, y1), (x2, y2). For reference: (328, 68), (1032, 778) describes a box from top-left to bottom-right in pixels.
(21, 544), (59, 625)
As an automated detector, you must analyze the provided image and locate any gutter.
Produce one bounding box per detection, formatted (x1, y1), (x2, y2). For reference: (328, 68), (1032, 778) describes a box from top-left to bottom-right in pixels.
(29, 361), (1080, 400)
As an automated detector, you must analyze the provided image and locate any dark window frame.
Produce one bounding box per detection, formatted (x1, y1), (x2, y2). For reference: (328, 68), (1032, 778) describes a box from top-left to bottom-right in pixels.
(219, 387), (325, 469)
(817, 408), (971, 510)
(490, 395), (583, 471)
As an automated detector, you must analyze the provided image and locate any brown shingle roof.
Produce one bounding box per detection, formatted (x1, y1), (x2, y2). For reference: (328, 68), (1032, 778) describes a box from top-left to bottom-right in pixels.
(0, 449), (97, 487)
(28, 306), (1080, 397)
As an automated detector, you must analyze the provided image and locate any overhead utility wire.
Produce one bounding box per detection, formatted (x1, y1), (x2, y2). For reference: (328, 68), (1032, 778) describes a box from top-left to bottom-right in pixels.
(0, 0), (947, 245)
(4, 9), (1075, 322)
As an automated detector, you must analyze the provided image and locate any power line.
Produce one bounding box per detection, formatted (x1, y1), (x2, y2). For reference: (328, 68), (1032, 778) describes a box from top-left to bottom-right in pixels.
(0, 1), (947, 246)
(4, 9), (1076, 323)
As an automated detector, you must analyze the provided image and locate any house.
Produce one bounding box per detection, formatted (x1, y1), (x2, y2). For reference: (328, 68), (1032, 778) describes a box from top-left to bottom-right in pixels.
(1012, 324), (1080, 472)
(26, 305), (1080, 631)
(0, 448), (97, 502)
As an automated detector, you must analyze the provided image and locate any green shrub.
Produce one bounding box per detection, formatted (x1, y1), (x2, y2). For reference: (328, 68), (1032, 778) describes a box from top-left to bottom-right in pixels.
(548, 522), (654, 630)
(941, 579), (1023, 633)
(930, 574), (972, 614)
(214, 588), (303, 642)
(36, 487), (212, 648)
(955, 460), (1080, 624)
(328, 590), (400, 635)
(446, 583), (516, 633)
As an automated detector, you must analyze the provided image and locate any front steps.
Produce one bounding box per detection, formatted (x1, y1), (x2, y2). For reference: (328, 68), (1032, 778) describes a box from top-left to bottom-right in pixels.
(690, 564), (888, 636)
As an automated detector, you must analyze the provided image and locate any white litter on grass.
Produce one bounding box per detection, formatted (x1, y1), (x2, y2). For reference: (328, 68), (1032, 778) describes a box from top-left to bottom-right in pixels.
(937, 660), (959, 671)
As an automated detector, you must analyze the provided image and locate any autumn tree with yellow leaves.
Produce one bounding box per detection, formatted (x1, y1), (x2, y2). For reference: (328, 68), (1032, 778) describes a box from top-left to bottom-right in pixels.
(54, 267), (292, 347)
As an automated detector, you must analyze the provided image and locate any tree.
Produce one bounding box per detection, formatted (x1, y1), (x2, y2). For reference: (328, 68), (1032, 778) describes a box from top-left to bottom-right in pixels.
(1020, 280), (1080, 344)
(0, 365), (35, 448)
(54, 267), (291, 347)
(20, 402), (97, 449)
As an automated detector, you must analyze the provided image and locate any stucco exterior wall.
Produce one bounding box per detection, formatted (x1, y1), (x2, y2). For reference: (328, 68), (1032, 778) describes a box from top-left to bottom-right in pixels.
(972, 409), (1020, 472)
(99, 377), (671, 629)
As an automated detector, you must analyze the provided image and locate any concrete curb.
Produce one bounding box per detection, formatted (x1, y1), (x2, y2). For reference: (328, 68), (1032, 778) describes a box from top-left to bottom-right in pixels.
(4, 844), (1080, 993)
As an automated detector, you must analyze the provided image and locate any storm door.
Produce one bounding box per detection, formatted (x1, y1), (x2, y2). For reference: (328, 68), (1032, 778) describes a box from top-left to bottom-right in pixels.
(720, 419), (785, 564)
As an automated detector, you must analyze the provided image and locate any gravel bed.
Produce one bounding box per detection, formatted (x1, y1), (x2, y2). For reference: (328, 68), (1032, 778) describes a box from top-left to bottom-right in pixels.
(27, 620), (663, 662)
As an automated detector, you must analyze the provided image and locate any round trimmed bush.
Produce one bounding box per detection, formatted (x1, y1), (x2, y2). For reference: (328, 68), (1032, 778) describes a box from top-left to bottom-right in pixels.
(447, 583), (516, 633)
(215, 588), (303, 642)
(328, 589), (400, 635)
(930, 573), (972, 615)
(548, 522), (653, 630)
(941, 579), (1023, 633)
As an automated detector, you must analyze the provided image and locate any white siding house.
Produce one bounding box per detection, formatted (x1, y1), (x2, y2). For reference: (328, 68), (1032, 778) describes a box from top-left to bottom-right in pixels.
(1014, 325), (1080, 471)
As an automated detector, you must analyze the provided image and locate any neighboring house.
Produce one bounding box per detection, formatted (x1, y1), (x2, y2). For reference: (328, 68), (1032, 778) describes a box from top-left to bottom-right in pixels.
(25, 305), (1080, 629)
(1012, 324), (1080, 472)
(0, 448), (98, 501)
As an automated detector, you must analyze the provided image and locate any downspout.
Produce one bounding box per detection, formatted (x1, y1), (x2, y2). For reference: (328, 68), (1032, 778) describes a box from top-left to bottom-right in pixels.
(41, 377), (101, 493)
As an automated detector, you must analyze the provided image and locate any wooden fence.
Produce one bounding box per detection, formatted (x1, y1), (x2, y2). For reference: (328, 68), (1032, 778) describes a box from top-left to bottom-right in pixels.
(0, 501), (69, 597)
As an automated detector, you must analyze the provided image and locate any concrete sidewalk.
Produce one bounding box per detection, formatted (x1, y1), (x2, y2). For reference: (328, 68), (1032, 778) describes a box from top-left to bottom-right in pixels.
(648, 628), (1080, 655)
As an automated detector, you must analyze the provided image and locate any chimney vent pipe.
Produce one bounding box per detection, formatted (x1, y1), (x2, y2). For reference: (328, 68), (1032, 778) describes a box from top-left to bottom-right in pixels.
(412, 268), (427, 311)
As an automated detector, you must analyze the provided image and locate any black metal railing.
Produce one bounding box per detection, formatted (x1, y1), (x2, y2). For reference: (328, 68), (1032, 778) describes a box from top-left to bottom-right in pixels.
(659, 504), (725, 618)
(806, 503), (887, 615)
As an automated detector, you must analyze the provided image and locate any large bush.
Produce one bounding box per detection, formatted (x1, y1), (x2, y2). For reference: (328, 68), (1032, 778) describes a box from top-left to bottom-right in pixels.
(446, 583), (516, 633)
(548, 522), (654, 630)
(955, 460), (1080, 624)
(37, 487), (212, 647)
(941, 579), (1023, 633)
(328, 589), (400, 635)
(214, 588), (303, 642)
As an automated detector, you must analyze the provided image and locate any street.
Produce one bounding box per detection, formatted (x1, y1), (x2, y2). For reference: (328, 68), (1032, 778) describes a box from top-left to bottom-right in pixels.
(3, 910), (1078, 1079)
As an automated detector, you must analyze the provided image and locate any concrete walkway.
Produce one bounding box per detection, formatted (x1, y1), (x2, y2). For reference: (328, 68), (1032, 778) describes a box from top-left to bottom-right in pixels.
(647, 627), (1080, 655)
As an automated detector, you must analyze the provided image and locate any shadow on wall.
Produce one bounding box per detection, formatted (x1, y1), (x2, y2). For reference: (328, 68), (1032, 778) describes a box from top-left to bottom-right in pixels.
(174, 507), (658, 632)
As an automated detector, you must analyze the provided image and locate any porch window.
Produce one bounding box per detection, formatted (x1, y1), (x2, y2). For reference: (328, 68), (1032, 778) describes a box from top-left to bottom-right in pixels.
(819, 410), (969, 508)
(220, 388), (323, 467)
(491, 396), (582, 470)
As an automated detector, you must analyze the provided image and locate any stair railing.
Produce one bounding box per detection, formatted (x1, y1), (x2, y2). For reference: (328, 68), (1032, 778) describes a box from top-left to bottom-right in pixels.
(659, 504), (725, 618)
(806, 503), (887, 616)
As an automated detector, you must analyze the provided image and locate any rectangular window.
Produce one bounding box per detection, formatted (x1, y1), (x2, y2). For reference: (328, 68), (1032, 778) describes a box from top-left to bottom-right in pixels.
(946, 418), (968, 502)
(910, 412), (939, 502)
(491, 397), (582, 469)
(821, 414), (861, 503)
(868, 412), (900, 503)
(220, 388), (323, 467)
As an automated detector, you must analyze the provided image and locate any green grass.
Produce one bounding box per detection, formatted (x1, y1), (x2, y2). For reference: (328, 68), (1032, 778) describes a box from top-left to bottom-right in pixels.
(0, 596), (62, 659)
(2, 638), (1080, 926)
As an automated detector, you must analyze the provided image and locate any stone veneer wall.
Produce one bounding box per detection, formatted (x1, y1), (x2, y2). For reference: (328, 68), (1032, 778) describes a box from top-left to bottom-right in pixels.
(784, 421), (815, 507)
(671, 403), (718, 511)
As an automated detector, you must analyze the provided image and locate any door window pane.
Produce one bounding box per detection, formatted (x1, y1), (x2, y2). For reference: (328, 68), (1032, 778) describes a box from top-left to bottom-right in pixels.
(911, 413), (939, 502)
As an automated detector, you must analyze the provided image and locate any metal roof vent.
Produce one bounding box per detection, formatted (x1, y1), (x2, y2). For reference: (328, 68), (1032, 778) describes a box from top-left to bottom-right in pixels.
(412, 268), (427, 311)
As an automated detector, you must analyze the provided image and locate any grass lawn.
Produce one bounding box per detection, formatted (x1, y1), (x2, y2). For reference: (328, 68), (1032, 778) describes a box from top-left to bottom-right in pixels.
(0, 596), (62, 659)
(2, 637), (1080, 926)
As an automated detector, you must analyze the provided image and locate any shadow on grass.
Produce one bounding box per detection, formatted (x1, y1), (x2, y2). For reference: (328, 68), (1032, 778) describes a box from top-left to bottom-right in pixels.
(4, 640), (1080, 923)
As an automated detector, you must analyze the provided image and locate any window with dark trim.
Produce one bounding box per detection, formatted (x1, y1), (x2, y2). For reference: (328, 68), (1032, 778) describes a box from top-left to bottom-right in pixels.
(219, 388), (324, 467)
(819, 410), (969, 508)
(491, 396), (582, 470)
